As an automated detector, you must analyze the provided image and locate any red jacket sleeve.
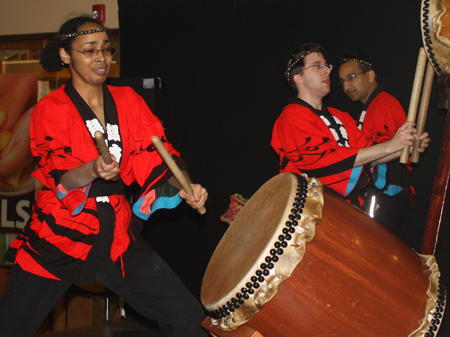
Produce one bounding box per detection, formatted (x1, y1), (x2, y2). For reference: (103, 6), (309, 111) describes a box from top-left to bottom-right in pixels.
(30, 92), (93, 215)
(271, 104), (372, 199)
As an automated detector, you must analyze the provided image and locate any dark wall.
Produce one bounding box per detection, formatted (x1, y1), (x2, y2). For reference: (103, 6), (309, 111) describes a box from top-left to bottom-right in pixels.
(117, 0), (449, 331)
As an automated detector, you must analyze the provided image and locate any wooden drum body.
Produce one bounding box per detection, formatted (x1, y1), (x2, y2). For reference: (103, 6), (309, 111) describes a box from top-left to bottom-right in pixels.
(201, 173), (446, 336)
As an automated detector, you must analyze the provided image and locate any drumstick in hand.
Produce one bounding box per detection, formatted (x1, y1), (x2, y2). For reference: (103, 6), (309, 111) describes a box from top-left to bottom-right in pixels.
(400, 48), (427, 164)
(411, 60), (434, 163)
(94, 131), (118, 181)
(151, 135), (206, 215)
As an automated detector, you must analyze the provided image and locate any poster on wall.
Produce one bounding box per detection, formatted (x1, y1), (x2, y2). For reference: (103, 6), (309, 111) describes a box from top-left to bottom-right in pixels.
(0, 73), (38, 264)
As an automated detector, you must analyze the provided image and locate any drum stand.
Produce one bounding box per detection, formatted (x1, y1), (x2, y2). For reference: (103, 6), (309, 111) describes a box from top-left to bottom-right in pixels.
(421, 73), (450, 257)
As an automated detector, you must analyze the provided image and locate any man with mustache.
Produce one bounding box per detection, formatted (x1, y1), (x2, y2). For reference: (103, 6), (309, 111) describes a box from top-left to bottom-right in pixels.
(337, 53), (415, 234)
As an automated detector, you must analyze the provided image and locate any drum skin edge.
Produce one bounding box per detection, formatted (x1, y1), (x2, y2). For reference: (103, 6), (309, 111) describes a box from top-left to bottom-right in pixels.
(201, 173), (447, 336)
(410, 253), (446, 336)
(201, 173), (323, 331)
(422, 0), (450, 74)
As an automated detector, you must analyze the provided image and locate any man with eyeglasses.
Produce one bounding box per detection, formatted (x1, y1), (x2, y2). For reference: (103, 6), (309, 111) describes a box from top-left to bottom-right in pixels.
(271, 43), (429, 210)
(337, 54), (415, 234)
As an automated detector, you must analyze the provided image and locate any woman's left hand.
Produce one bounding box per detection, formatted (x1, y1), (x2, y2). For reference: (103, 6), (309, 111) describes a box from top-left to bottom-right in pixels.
(179, 184), (208, 210)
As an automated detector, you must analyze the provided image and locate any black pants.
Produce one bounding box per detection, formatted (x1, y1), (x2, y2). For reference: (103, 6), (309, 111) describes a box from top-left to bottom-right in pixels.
(362, 188), (416, 235)
(0, 253), (208, 337)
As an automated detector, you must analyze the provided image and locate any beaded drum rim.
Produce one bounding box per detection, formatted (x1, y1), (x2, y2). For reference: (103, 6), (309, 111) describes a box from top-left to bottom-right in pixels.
(201, 173), (324, 331)
(422, 0), (450, 74)
(410, 254), (446, 337)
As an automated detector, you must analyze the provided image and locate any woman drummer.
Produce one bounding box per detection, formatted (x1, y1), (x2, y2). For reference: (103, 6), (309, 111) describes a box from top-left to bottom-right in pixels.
(0, 15), (208, 337)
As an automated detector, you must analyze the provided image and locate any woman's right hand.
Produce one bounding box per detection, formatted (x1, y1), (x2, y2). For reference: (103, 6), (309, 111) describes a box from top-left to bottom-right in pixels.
(94, 154), (120, 181)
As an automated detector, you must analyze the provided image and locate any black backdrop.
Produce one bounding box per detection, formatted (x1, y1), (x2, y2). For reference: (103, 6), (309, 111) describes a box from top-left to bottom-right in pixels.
(117, 0), (449, 332)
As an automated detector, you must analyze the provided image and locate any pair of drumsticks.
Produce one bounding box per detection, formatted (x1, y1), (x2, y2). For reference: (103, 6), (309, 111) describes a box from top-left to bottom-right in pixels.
(399, 47), (435, 164)
(94, 131), (206, 214)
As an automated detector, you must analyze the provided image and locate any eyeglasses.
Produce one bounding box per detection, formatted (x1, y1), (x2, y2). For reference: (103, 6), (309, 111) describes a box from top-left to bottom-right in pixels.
(301, 63), (333, 71)
(71, 47), (117, 58)
(337, 71), (366, 87)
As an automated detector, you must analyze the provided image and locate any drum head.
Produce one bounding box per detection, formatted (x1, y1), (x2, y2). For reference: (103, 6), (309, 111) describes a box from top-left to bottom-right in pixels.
(201, 173), (324, 330)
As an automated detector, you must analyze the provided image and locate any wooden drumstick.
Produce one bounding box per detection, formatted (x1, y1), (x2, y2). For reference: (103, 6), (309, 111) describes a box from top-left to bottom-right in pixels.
(411, 60), (434, 163)
(151, 135), (206, 215)
(94, 131), (118, 181)
(399, 48), (428, 164)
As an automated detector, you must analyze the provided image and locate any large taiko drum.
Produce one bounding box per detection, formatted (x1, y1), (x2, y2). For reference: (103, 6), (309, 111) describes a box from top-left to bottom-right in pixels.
(201, 173), (446, 336)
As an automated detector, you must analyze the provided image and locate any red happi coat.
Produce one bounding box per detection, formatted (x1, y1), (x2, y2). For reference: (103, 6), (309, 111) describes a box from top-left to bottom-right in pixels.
(359, 88), (415, 200)
(271, 101), (373, 205)
(359, 90), (406, 143)
(7, 84), (183, 284)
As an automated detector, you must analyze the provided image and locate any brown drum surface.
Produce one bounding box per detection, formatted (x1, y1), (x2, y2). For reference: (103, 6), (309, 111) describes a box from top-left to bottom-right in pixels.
(246, 192), (431, 336)
(201, 173), (445, 337)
